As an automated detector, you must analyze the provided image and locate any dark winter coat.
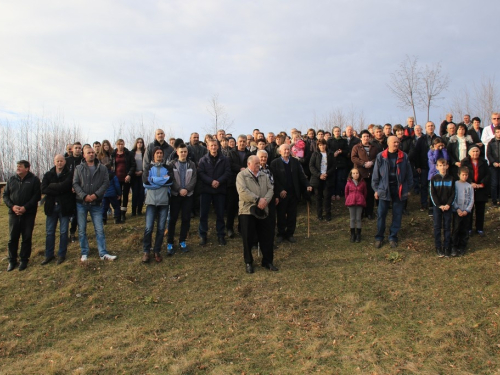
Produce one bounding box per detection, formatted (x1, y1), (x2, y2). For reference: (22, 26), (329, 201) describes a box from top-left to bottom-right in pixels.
(197, 150), (232, 194)
(41, 165), (75, 216)
(327, 137), (349, 169)
(111, 148), (136, 178)
(309, 151), (336, 188)
(3, 171), (41, 215)
(371, 149), (412, 201)
(270, 156), (310, 200)
(461, 157), (490, 202)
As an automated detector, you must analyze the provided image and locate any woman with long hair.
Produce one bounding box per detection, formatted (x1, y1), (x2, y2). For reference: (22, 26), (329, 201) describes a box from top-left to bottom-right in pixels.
(97, 140), (113, 169)
(131, 138), (146, 215)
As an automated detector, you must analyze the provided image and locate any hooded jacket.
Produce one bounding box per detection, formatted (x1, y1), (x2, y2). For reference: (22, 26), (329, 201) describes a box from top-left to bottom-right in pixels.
(143, 162), (173, 206)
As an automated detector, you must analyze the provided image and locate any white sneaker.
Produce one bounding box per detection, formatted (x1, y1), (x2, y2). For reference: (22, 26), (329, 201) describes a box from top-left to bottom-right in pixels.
(100, 254), (117, 261)
(81, 255), (88, 262)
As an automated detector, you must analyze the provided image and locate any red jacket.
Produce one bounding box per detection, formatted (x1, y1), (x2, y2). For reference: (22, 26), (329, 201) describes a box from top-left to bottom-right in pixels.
(344, 179), (367, 207)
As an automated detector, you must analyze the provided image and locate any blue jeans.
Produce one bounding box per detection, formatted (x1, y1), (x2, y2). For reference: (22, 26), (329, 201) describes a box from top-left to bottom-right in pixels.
(433, 206), (452, 249)
(143, 204), (169, 253)
(45, 204), (70, 258)
(199, 193), (226, 238)
(375, 187), (405, 242)
(76, 203), (108, 257)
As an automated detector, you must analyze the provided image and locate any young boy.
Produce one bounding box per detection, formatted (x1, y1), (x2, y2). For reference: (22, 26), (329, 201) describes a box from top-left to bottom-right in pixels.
(430, 158), (455, 257)
(452, 166), (474, 256)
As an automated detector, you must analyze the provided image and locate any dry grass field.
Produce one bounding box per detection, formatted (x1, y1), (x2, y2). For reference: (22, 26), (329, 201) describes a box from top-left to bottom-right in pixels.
(1, 196), (500, 374)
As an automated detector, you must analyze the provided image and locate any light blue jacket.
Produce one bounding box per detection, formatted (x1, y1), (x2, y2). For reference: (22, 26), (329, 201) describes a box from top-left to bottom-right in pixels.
(143, 163), (173, 206)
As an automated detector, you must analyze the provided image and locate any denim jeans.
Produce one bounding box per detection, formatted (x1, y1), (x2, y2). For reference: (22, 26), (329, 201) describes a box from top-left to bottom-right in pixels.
(143, 204), (169, 253)
(45, 204), (70, 258)
(375, 187), (405, 242)
(433, 206), (452, 249)
(76, 203), (108, 257)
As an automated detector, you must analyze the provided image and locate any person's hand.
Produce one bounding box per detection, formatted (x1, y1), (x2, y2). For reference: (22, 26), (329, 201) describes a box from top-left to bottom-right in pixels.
(320, 173), (327, 180)
(275, 197), (279, 206)
(125, 175), (131, 183)
(417, 168), (421, 174)
(179, 189), (188, 197)
(257, 198), (268, 210)
(374, 192), (379, 200)
(306, 186), (313, 192)
(135, 171), (143, 176)
(280, 190), (287, 199)
(212, 180), (219, 189)
(456, 162), (461, 167)
(84, 195), (93, 203)
(240, 167), (245, 171)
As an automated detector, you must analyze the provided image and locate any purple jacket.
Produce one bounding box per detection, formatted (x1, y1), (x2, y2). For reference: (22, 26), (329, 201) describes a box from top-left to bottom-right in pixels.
(427, 148), (449, 180)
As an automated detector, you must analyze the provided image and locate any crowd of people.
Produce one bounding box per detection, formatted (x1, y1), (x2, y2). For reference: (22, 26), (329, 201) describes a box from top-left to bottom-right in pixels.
(3, 112), (500, 273)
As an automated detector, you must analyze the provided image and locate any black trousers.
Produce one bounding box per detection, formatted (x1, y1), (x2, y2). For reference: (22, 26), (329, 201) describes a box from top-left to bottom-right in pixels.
(8, 213), (37, 262)
(364, 177), (375, 216)
(469, 201), (486, 232)
(315, 180), (331, 217)
(226, 185), (239, 231)
(119, 181), (131, 213)
(276, 193), (298, 238)
(452, 212), (470, 250)
(240, 214), (274, 265)
(167, 195), (193, 243)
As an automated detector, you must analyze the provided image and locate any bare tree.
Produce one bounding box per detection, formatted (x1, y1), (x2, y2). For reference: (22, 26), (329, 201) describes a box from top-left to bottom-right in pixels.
(205, 93), (234, 135)
(449, 85), (472, 120)
(387, 55), (421, 124)
(474, 76), (500, 123)
(419, 62), (450, 122)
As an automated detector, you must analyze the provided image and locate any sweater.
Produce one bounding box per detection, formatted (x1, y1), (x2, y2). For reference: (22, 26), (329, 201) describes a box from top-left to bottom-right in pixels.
(429, 173), (455, 207)
(452, 181), (474, 213)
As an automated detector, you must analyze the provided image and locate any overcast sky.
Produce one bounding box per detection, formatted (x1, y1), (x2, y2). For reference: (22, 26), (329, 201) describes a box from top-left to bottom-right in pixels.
(0, 0), (498, 141)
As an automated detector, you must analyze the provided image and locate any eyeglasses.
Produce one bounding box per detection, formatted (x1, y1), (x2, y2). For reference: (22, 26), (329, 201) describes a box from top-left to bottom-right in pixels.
(493, 118), (500, 120)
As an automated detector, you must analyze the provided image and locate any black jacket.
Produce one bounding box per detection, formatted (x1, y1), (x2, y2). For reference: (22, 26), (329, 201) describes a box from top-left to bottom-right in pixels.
(270, 157), (310, 200)
(487, 137), (500, 165)
(327, 137), (349, 169)
(228, 148), (252, 187)
(461, 157), (490, 202)
(41, 166), (75, 216)
(197, 150), (232, 194)
(411, 133), (438, 170)
(65, 154), (83, 175)
(429, 173), (455, 207)
(111, 148), (136, 178)
(3, 171), (41, 215)
(309, 151), (336, 188)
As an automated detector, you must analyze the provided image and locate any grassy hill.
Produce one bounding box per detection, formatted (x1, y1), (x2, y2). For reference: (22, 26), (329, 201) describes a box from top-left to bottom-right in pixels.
(1, 197), (500, 374)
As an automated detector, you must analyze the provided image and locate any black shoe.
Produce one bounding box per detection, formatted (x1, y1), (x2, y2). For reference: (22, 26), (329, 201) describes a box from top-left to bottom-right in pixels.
(246, 263), (254, 274)
(375, 240), (383, 248)
(7, 262), (18, 272)
(227, 229), (234, 239)
(390, 241), (398, 248)
(218, 237), (226, 246)
(436, 247), (445, 257)
(350, 228), (355, 243)
(403, 209), (410, 216)
(121, 213), (126, 222)
(70, 234), (77, 243)
(325, 215), (332, 221)
(41, 256), (55, 265)
(18, 261), (28, 271)
(451, 247), (458, 257)
(276, 236), (284, 244)
(199, 237), (207, 246)
(262, 263), (278, 271)
(114, 218), (122, 224)
(428, 209), (433, 217)
(57, 257), (66, 265)
(137, 209), (143, 216)
(286, 236), (296, 243)
(355, 228), (361, 243)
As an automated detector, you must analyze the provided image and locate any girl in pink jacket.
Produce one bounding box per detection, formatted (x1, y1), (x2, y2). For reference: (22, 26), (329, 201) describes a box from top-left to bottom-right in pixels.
(345, 168), (367, 243)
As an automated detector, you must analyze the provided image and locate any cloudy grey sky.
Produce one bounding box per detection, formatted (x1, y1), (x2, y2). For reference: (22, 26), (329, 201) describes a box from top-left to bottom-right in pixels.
(0, 0), (498, 140)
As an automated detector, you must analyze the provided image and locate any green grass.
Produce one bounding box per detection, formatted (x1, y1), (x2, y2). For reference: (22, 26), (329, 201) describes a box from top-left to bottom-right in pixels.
(1, 197), (500, 374)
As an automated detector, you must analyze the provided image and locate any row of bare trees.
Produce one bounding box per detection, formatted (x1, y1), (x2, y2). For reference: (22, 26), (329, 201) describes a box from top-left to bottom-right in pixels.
(0, 115), (82, 181)
(307, 106), (366, 133)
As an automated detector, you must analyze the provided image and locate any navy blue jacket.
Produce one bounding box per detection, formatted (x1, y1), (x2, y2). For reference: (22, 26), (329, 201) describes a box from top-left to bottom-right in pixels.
(371, 149), (412, 201)
(197, 150), (232, 194)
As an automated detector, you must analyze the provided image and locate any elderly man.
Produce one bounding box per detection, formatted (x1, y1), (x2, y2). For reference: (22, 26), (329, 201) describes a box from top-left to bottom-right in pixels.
(372, 136), (412, 248)
(442, 122), (456, 146)
(236, 155), (276, 273)
(482, 112), (500, 157)
(73, 145), (117, 261)
(404, 117), (416, 138)
(462, 114), (473, 130)
(143, 129), (174, 168)
(3, 160), (41, 271)
(270, 144), (312, 243)
(372, 125), (387, 150)
(41, 154), (74, 265)
(439, 113), (454, 136)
